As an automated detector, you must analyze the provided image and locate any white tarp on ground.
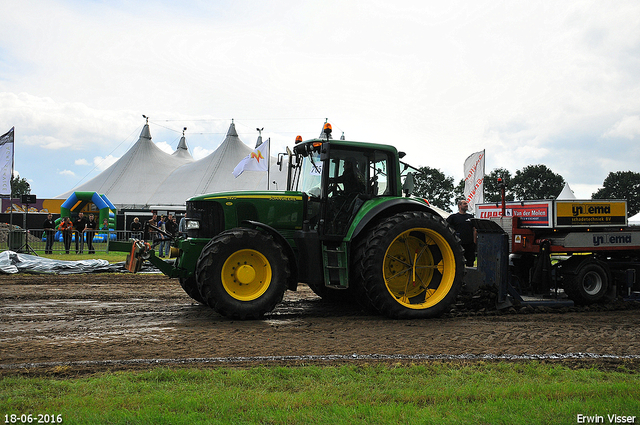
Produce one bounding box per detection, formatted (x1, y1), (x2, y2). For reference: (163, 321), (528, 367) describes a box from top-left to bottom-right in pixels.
(56, 122), (287, 210)
(0, 251), (165, 274)
(0, 251), (109, 274)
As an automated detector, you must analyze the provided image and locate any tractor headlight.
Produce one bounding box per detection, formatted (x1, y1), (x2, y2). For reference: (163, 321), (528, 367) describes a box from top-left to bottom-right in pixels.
(186, 220), (200, 230)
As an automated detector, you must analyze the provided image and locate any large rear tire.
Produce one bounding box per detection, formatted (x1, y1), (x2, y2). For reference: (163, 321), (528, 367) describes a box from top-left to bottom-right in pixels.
(355, 211), (464, 319)
(196, 228), (290, 319)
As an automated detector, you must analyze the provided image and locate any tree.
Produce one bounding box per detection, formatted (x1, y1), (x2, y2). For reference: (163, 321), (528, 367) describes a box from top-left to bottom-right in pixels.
(412, 166), (455, 211)
(10, 174), (30, 198)
(483, 168), (514, 203)
(511, 165), (565, 201)
(454, 179), (465, 203)
(592, 171), (640, 217)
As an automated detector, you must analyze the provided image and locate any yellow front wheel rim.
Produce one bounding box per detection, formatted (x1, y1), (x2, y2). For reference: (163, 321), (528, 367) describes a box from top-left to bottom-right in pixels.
(221, 249), (272, 301)
(383, 228), (456, 309)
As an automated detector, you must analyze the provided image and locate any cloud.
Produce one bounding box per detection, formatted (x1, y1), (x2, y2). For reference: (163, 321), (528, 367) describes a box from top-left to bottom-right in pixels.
(192, 146), (214, 160)
(155, 141), (173, 155)
(92, 155), (118, 172)
(1, 0), (640, 203)
(58, 170), (75, 177)
(74, 159), (89, 166)
(603, 115), (640, 139)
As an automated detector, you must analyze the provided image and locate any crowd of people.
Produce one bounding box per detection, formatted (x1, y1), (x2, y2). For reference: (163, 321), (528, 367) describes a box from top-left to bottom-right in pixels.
(40, 211), (183, 255)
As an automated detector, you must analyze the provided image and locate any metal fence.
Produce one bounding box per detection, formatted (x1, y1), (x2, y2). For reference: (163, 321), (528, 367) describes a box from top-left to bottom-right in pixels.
(0, 228), (149, 254)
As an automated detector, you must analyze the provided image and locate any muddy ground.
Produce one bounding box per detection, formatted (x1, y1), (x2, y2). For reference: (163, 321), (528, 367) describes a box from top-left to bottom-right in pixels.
(1, 273), (640, 376)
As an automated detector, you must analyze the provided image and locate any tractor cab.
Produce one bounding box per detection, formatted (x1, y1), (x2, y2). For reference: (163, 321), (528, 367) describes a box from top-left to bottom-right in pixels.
(289, 126), (400, 238)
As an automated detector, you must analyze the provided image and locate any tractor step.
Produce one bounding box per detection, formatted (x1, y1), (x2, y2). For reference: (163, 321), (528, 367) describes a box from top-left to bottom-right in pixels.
(322, 242), (349, 288)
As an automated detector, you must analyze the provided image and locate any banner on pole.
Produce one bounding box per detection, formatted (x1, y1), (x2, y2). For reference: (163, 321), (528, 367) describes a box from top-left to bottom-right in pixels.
(0, 127), (14, 196)
(233, 138), (270, 178)
(463, 149), (485, 211)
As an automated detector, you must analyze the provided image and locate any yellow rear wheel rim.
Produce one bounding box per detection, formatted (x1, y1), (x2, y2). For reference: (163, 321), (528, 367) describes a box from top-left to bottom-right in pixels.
(383, 228), (456, 309)
(221, 249), (272, 301)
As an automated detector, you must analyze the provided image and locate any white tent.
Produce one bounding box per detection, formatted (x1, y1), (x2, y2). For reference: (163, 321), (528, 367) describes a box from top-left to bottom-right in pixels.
(172, 132), (193, 161)
(147, 122), (287, 207)
(557, 183), (576, 200)
(56, 122), (194, 209)
(56, 121), (287, 210)
(629, 212), (640, 226)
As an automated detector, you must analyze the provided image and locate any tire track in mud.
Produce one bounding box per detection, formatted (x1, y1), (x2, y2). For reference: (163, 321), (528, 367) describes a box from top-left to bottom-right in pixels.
(1, 273), (640, 373)
(3, 352), (640, 372)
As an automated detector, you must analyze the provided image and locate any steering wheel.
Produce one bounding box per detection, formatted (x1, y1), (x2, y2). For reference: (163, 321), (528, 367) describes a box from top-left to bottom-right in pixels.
(327, 178), (344, 197)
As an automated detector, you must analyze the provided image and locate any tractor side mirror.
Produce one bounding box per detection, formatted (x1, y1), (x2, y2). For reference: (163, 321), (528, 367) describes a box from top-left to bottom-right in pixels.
(402, 172), (415, 197)
(277, 153), (285, 171)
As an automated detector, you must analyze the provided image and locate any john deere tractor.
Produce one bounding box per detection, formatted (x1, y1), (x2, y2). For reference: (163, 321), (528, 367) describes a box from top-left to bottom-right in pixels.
(118, 124), (464, 319)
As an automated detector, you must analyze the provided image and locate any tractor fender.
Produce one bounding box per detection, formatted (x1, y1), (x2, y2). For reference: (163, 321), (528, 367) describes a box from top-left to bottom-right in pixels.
(346, 197), (437, 242)
(240, 220), (299, 291)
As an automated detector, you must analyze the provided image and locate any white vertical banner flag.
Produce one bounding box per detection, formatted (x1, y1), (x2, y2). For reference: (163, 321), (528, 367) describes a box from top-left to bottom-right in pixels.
(233, 138), (270, 178)
(0, 127), (14, 196)
(463, 149), (485, 211)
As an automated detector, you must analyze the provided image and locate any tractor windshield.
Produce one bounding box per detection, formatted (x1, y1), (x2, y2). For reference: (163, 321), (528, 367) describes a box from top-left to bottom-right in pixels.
(298, 151), (323, 197)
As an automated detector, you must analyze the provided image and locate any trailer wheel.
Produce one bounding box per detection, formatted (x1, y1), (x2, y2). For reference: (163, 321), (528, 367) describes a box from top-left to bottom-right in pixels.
(564, 262), (609, 305)
(179, 277), (206, 305)
(195, 228), (289, 319)
(356, 211), (464, 319)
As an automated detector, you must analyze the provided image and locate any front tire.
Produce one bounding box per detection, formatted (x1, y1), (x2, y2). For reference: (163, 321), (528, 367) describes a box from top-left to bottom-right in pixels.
(179, 276), (206, 305)
(355, 211), (464, 319)
(196, 228), (289, 319)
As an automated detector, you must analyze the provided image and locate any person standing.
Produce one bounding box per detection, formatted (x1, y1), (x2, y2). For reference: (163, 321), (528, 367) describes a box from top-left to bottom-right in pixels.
(43, 213), (56, 254)
(178, 216), (186, 236)
(85, 214), (97, 254)
(163, 214), (177, 257)
(157, 215), (167, 256)
(130, 217), (142, 239)
(73, 212), (88, 254)
(446, 199), (477, 267)
(145, 213), (157, 243)
(59, 217), (73, 254)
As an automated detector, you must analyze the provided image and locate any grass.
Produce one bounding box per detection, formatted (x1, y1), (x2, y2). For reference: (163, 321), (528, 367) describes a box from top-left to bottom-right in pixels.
(1, 362), (639, 424)
(35, 251), (127, 264)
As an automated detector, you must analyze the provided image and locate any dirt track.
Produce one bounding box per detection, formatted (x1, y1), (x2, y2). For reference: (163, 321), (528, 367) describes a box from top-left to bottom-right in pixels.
(2, 273), (640, 375)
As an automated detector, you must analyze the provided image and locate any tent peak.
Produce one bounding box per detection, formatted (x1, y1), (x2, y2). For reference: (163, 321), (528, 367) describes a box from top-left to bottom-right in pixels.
(557, 182), (576, 200)
(139, 123), (152, 141)
(176, 135), (189, 151)
(227, 121), (238, 137)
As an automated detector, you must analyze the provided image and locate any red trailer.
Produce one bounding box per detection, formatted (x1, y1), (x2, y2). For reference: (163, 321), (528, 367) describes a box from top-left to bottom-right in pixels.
(476, 200), (640, 305)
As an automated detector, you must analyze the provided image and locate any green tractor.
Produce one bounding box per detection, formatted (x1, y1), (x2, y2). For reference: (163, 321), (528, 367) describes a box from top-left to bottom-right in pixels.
(118, 125), (465, 319)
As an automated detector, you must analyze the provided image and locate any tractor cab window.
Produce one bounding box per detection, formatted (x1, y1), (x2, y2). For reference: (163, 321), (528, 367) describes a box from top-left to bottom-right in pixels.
(292, 143), (393, 235)
(323, 149), (391, 236)
(298, 151), (323, 197)
(326, 154), (367, 199)
(368, 151), (391, 196)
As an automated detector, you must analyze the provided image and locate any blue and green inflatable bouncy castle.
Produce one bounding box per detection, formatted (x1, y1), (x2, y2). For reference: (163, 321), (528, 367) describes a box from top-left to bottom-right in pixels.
(59, 192), (117, 242)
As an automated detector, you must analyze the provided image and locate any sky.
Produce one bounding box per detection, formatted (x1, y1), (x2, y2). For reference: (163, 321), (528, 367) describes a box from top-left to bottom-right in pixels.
(1, 0), (639, 202)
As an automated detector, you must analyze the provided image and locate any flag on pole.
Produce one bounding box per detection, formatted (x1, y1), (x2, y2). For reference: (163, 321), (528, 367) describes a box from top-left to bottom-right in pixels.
(463, 149), (485, 212)
(232, 138), (270, 178)
(0, 127), (14, 196)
